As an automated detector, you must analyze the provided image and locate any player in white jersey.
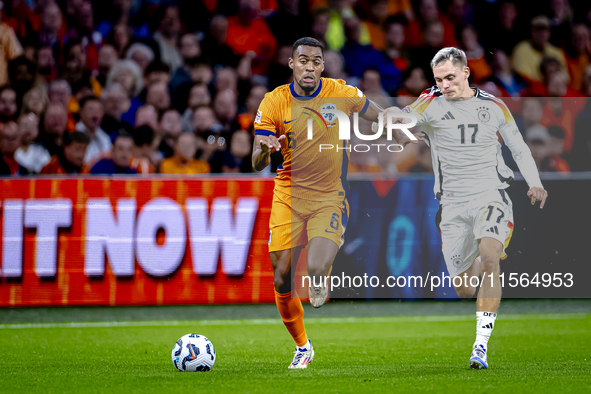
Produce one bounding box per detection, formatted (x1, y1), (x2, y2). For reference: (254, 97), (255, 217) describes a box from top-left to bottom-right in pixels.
(395, 47), (548, 369)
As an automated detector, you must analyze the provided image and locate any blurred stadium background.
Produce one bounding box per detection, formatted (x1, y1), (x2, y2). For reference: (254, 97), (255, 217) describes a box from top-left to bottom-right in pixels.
(0, 0), (589, 392)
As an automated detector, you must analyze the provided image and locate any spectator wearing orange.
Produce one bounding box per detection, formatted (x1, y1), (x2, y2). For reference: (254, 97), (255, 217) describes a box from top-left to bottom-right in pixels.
(131, 126), (158, 174)
(565, 24), (591, 92)
(225, 0), (277, 75)
(0, 21), (22, 86)
(407, 0), (458, 48)
(383, 16), (411, 73)
(47, 79), (76, 131)
(238, 85), (268, 132)
(161, 133), (210, 175)
(459, 25), (490, 84)
(40, 131), (90, 175)
(61, 39), (102, 103)
(361, 0), (389, 50)
(539, 72), (585, 153)
(358, 0), (415, 50)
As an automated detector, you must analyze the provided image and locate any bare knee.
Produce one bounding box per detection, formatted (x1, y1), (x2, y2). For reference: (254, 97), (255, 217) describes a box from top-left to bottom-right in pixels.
(455, 285), (476, 300)
(480, 255), (499, 274)
(273, 265), (291, 293)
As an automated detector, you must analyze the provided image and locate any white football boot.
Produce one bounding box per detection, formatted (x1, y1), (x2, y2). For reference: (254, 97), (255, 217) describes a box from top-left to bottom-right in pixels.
(309, 281), (328, 308)
(288, 340), (314, 369)
(469, 343), (488, 369)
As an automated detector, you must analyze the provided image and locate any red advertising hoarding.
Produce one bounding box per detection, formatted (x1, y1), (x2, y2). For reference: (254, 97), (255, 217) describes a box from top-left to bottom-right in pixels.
(0, 177), (276, 307)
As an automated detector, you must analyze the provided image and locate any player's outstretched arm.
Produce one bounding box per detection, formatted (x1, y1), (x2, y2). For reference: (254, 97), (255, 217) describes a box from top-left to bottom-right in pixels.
(499, 126), (548, 209)
(252, 134), (286, 172)
(362, 100), (420, 147)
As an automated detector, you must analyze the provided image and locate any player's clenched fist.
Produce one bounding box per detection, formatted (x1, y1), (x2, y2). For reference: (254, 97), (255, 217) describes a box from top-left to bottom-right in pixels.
(527, 187), (548, 209)
(382, 106), (406, 125)
(373, 107), (423, 147)
(260, 135), (286, 153)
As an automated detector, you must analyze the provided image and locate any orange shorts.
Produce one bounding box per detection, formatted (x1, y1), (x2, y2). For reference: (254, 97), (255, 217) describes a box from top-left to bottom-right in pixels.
(268, 190), (349, 252)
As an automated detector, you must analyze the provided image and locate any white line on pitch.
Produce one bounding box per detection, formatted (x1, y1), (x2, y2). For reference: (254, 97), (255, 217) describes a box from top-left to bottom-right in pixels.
(0, 313), (587, 330)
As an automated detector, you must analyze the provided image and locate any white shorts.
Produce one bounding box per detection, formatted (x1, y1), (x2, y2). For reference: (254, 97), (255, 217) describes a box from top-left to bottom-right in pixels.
(436, 189), (514, 277)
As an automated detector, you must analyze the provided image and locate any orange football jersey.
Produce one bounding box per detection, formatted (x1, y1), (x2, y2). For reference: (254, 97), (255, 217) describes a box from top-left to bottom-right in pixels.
(255, 78), (368, 200)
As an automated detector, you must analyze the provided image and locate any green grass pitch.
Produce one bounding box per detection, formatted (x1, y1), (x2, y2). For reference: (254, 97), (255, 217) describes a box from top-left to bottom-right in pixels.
(0, 302), (590, 393)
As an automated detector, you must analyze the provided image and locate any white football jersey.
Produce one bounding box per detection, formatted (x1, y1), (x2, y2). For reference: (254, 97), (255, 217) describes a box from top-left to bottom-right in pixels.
(403, 86), (542, 203)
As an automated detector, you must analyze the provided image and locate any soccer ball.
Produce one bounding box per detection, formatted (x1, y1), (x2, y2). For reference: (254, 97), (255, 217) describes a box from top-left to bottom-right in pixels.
(171, 334), (216, 372)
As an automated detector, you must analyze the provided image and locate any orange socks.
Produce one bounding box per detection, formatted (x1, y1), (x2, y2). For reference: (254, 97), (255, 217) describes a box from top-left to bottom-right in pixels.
(275, 290), (308, 347)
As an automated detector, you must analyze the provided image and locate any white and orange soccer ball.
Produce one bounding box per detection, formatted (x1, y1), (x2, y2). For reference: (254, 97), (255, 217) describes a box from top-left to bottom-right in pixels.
(171, 334), (216, 372)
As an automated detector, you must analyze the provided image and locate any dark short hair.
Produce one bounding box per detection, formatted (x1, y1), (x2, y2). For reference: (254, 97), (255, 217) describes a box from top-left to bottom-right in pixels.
(158, 107), (180, 122)
(383, 15), (407, 31)
(548, 125), (565, 139)
(132, 125), (155, 146)
(540, 56), (561, 78)
(292, 37), (324, 58)
(62, 38), (83, 61)
(145, 61), (170, 77)
(78, 95), (102, 110)
(114, 130), (133, 143)
(63, 131), (90, 146)
(185, 56), (211, 68)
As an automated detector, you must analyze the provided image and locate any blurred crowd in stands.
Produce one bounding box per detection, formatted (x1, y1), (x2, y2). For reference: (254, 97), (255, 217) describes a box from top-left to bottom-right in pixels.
(0, 0), (590, 176)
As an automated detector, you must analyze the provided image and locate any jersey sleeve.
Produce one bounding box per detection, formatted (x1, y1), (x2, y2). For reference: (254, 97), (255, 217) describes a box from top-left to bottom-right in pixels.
(496, 102), (543, 189)
(339, 82), (369, 116)
(402, 89), (436, 126)
(254, 93), (279, 137)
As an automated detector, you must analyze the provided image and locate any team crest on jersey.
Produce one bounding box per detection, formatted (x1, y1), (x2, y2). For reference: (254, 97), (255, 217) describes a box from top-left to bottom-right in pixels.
(452, 254), (463, 268)
(320, 103), (337, 123)
(255, 110), (262, 124)
(477, 107), (491, 123)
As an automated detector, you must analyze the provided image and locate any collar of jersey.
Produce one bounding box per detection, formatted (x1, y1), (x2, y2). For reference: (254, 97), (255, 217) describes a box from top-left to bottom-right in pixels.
(448, 86), (480, 102)
(290, 79), (323, 101)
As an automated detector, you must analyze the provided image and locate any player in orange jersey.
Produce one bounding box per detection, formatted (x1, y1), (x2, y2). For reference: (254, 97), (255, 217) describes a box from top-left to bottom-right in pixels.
(252, 37), (415, 369)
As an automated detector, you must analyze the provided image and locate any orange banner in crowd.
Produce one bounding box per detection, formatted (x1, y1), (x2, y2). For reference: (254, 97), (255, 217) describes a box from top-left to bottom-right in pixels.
(0, 177), (276, 307)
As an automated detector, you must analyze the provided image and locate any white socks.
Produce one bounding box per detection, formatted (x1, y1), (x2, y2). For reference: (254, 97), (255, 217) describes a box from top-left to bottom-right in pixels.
(475, 311), (497, 348)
